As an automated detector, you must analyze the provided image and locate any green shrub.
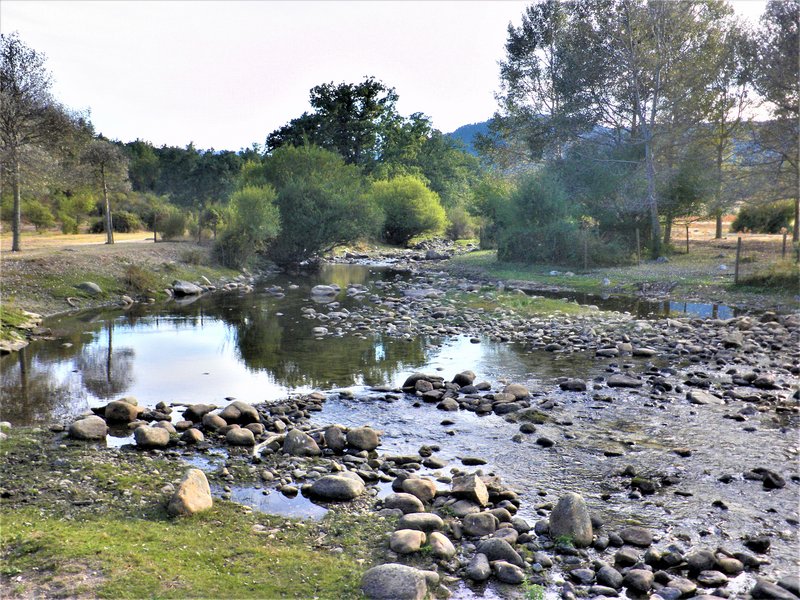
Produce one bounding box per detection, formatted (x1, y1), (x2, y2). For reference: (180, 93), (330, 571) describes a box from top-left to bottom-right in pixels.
(371, 175), (446, 245)
(23, 200), (55, 231)
(123, 265), (160, 294)
(59, 213), (79, 234)
(213, 185), (280, 268)
(160, 208), (187, 240)
(445, 206), (476, 240)
(111, 210), (143, 233)
(180, 249), (204, 265)
(731, 200), (794, 234)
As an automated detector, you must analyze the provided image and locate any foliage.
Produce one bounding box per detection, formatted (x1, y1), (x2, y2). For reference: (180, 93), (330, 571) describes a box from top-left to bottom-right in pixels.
(159, 206), (187, 240)
(731, 200), (795, 234)
(109, 210), (142, 233)
(445, 205), (477, 241)
(21, 199), (54, 231)
(58, 212), (78, 234)
(123, 265), (159, 294)
(214, 185), (280, 268)
(370, 175), (446, 245)
(523, 580), (545, 600)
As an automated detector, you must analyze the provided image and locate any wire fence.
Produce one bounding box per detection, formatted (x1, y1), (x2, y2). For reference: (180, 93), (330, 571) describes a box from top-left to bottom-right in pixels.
(733, 232), (799, 284)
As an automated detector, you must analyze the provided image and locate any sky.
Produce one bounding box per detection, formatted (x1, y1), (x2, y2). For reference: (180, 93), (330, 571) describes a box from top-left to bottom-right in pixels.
(2, 0), (768, 152)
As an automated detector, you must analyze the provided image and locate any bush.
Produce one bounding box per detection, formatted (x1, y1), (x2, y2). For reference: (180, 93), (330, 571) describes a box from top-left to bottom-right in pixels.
(59, 213), (79, 234)
(160, 208), (187, 240)
(445, 206), (477, 240)
(370, 175), (446, 245)
(731, 200), (794, 234)
(111, 210), (143, 233)
(123, 265), (160, 295)
(214, 185), (280, 268)
(23, 200), (55, 231)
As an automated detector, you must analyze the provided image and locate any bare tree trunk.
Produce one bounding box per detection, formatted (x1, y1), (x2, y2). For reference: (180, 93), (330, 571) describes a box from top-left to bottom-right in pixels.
(12, 157), (21, 252)
(663, 215), (672, 245)
(794, 196), (799, 243)
(102, 165), (114, 244)
(715, 212), (723, 239)
(643, 131), (662, 258)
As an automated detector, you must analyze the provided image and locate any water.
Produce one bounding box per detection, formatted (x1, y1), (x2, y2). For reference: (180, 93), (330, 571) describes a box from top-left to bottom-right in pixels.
(1, 263), (796, 582)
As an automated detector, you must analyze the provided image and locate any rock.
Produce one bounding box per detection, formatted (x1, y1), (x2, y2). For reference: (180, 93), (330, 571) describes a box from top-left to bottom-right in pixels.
(429, 532), (456, 559)
(623, 569), (654, 594)
(632, 347), (657, 357)
(686, 549), (717, 572)
(493, 560), (525, 584)
(311, 285), (338, 297)
(104, 400), (141, 424)
(619, 526), (653, 547)
(347, 426), (380, 451)
(667, 577), (697, 596)
(462, 512), (498, 537)
(597, 565), (623, 589)
(361, 564), (428, 600)
(183, 404), (217, 421)
(762, 470), (786, 490)
(615, 547), (640, 567)
(717, 557), (744, 575)
(451, 474), (489, 506)
(323, 425), (347, 453)
(751, 580), (800, 600)
(437, 398), (459, 411)
(778, 576), (800, 597)
(696, 570), (728, 587)
(502, 383), (530, 399)
(171, 280), (204, 296)
(76, 281), (102, 295)
(688, 390), (725, 405)
(309, 475), (365, 501)
(181, 428), (204, 444)
(398, 512), (444, 533)
(607, 374), (644, 388)
(452, 370), (476, 387)
(476, 538), (524, 568)
(466, 553), (491, 581)
(219, 400), (260, 425)
(202, 413), (227, 431)
(167, 469), (213, 516)
(384, 493), (425, 514)
(402, 478), (437, 504)
(134, 425), (171, 448)
(390, 530), (426, 554)
(560, 378), (587, 392)
(283, 428), (321, 457)
(226, 427), (255, 446)
(549, 492), (593, 547)
(570, 568), (596, 585)
(68, 416), (108, 440)
(744, 535), (771, 554)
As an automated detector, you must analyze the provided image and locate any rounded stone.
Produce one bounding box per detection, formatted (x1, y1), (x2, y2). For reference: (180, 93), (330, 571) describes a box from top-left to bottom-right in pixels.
(310, 475), (365, 501)
(549, 492), (593, 547)
(361, 564), (428, 600)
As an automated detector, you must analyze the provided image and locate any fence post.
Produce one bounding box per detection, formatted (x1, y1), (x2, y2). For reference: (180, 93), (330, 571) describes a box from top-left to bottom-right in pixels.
(782, 232), (788, 259)
(583, 238), (588, 270)
(734, 236), (742, 284)
(635, 228), (641, 266)
(685, 224), (690, 254)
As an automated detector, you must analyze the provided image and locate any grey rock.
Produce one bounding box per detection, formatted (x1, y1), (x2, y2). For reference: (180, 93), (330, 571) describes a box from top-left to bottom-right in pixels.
(778, 576), (800, 597)
(451, 473), (489, 506)
(167, 468), (213, 516)
(402, 478), (437, 503)
(493, 560), (525, 584)
(182, 403), (217, 421)
(476, 538), (524, 568)
(323, 425), (347, 453)
(465, 553), (491, 581)
(597, 565), (623, 589)
(619, 526), (653, 547)
(134, 425), (170, 448)
(226, 427), (255, 446)
(202, 413), (227, 431)
(607, 374), (644, 388)
(361, 564), (428, 600)
(181, 428), (204, 444)
(383, 493), (425, 514)
(429, 531), (456, 559)
(751, 580), (800, 599)
(688, 390), (725, 405)
(623, 569), (654, 594)
(310, 475), (365, 501)
(696, 570), (728, 587)
(219, 400), (260, 425)
(172, 280), (204, 296)
(76, 281), (102, 295)
(347, 426), (380, 451)
(390, 529), (426, 554)
(398, 512), (444, 533)
(452, 370), (476, 387)
(283, 428), (321, 457)
(104, 400), (141, 424)
(68, 416), (108, 440)
(549, 492), (593, 547)
(686, 549), (717, 572)
(502, 383), (530, 399)
(462, 512), (498, 537)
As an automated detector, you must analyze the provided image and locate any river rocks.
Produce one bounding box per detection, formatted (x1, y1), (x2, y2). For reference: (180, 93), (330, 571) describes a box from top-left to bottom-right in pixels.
(619, 526), (654, 547)
(283, 429), (321, 456)
(623, 569), (654, 593)
(181, 428), (204, 444)
(383, 493), (424, 514)
(398, 512), (444, 533)
(104, 399), (141, 424)
(560, 378), (587, 391)
(76, 281), (102, 295)
(171, 280), (204, 296)
(323, 425), (347, 453)
(778, 576), (800, 597)
(68, 415), (108, 440)
(451, 473), (489, 506)
(134, 425), (171, 448)
(696, 570), (729, 587)
(167, 468), (212, 516)
(346, 426), (380, 451)
(219, 400), (260, 425)
(462, 512), (498, 537)
(402, 478), (437, 503)
(492, 560), (525, 584)
(226, 427), (255, 446)
(466, 553), (491, 581)
(310, 475), (365, 500)
(361, 564), (428, 600)
(390, 529), (426, 554)
(311, 285), (338, 297)
(502, 383), (530, 399)
(686, 549), (717, 572)
(202, 413), (227, 431)
(429, 531), (456, 559)
(477, 538), (524, 568)
(549, 492), (593, 547)
(606, 374), (644, 388)
(597, 565), (623, 589)
(452, 370), (476, 387)
(751, 579), (800, 599)
(688, 390), (725, 405)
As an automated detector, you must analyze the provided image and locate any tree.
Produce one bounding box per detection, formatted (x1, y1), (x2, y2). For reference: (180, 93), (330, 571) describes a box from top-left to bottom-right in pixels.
(370, 175), (447, 245)
(749, 0), (799, 241)
(0, 33), (73, 251)
(266, 77), (400, 170)
(82, 139), (130, 244)
(214, 185), (280, 267)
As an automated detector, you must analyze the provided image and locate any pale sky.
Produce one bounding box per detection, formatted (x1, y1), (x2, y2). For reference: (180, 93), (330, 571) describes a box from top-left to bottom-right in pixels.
(1, 0), (767, 152)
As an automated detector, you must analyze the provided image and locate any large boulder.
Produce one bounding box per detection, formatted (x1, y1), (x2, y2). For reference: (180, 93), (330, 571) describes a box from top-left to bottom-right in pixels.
(462, 512), (498, 537)
(182, 404), (217, 422)
(361, 564), (428, 600)
(549, 492), (593, 547)
(390, 530), (426, 554)
(398, 512), (444, 533)
(134, 425), (171, 449)
(429, 532), (456, 559)
(346, 426), (380, 451)
(476, 538), (525, 568)
(226, 427), (255, 446)
(219, 400), (260, 425)
(76, 281), (102, 296)
(323, 425), (347, 453)
(68, 415), (108, 440)
(171, 280), (204, 296)
(310, 475), (365, 501)
(452, 370), (476, 387)
(383, 493), (425, 514)
(104, 400), (141, 424)
(167, 469), (213, 516)
(451, 474), (489, 506)
(402, 478), (437, 503)
(283, 429), (321, 456)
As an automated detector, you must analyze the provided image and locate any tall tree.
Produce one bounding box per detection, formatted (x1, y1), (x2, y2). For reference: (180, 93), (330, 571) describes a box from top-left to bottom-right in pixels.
(749, 0), (799, 241)
(0, 33), (72, 251)
(82, 139), (130, 244)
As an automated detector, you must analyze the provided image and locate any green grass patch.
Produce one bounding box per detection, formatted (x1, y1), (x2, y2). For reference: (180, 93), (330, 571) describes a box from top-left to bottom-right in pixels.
(736, 260), (800, 293)
(453, 290), (594, 317)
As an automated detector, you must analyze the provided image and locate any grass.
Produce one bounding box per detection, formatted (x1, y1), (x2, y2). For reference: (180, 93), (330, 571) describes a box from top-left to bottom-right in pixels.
(736, 260), (799, 293)
(452, 289), (595, 317)
(0, 304), (39, 344)
(523, 580), (545, 600)
(0, 427), (390, 599)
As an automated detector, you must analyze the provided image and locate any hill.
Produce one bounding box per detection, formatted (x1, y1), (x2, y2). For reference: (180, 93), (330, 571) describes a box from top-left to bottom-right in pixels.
(446, 120), (491, 155)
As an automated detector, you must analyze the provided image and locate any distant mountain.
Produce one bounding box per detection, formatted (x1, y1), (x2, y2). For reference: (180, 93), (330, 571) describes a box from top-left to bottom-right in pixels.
(447, 120), (491, 156)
